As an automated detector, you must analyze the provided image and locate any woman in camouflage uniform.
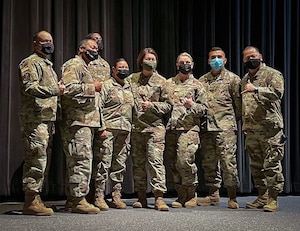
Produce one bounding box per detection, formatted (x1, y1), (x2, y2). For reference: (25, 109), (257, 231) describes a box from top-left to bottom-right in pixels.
(164, 52), (207, 208)
(125, 48), (171, 211)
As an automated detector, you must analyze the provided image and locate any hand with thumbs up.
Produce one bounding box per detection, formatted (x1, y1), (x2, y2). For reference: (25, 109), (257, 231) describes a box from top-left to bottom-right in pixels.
(141, 95), (151, 111)
(181, 95), (193, 109)
(241, 79), (256, 94)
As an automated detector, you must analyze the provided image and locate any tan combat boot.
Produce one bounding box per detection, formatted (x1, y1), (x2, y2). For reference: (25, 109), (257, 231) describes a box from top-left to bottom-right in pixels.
(171, 185), (187, 208)
(111, 183), (126, 209)
(153, 190), (169, 211)
(23, 191), (54, 216)
(227, 186), (239, 209)
(197, 187), (220, 206)
(263, 189), (279, 212)
(42, 201), (58, 212)
(64, 195), (73, 212)
(184, 185), (197, 208)
(85, 186), (95, 204)
(246, 188), (268, 209)
(72, 197), (100, 214)
(94, 190), (109, 211)
(133, 190), (148, 208)
(33, 193), (57, 212)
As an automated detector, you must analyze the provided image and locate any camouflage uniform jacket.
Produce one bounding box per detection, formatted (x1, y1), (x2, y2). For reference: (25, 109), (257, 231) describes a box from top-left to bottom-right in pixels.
(124, 72), (171, 132)
(18, 53), (60, 123)
(99, 77), (134, 132)
(241, 65), (284, 131)
(60, 55), (102, 128)
(88, 56), (110, 82)
(199, 68), (242, 131)
(164, 74), (207, 131)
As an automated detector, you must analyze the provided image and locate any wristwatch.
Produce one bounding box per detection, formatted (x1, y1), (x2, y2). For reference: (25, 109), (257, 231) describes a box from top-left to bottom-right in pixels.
(254, 86), (259, 93)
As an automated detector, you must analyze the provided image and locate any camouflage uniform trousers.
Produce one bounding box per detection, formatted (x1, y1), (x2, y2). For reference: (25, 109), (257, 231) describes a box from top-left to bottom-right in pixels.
(245, 128), (285, 192)
(200, 130), (239, 188)
(21, 121), (54, 192)
(131, 128), (167, 193)
(165, 130), (199, 187)
(62, 126), (96, 198)
(92, 129), (131, 192)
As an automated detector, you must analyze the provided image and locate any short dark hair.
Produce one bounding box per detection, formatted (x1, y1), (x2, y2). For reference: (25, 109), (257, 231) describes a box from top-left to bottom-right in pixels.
(209, 46), (223, 52)
(77, 39), (93, 51)
(85, 32), (102, 40)
(32, 30), (50, 41)
(243, 46), (260, 53)
(85, 33), (94, 39)
(114, 58), (127, 67)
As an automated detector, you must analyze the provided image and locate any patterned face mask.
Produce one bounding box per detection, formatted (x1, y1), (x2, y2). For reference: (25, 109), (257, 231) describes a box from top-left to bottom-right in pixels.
(142, 60), (157, 71)
(179, 63), (192, 74)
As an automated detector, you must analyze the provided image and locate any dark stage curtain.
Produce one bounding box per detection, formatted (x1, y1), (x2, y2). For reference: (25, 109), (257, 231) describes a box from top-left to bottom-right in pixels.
(1, 0), (299, 199)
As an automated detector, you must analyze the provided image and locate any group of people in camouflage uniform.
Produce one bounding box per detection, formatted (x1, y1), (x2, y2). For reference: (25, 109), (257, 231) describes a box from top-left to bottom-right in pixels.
(18, 30), (285, 216)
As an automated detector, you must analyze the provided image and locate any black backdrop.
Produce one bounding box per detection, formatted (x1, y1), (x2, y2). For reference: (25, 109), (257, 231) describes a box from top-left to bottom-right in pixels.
(1, 0), (299, 200)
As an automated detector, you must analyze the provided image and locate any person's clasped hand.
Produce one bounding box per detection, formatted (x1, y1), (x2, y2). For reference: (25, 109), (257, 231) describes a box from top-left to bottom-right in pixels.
(94, 80), (102, 92)
(58, 80), (65, 95)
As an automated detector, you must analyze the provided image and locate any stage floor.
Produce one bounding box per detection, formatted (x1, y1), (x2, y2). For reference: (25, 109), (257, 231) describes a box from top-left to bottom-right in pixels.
(1, 196), (300, 230)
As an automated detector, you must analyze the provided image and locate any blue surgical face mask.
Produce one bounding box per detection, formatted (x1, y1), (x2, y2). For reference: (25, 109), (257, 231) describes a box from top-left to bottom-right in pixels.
(210, 58), (223, 71)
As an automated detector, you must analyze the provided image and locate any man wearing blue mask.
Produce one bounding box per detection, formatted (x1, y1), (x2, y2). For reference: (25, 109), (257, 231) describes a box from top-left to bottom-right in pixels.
(197, 47), (242, 209)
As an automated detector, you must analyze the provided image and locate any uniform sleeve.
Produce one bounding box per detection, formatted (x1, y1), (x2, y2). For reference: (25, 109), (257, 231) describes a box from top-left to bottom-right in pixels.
(61, 63), (95, 98)
(231, 75), (242, 121)
(19, 59), (59, 98)
(150, 82), (172, 115)
(98, 80), (110, 109)
(189, 82), (208, 117)
(256, 72), (284, 102)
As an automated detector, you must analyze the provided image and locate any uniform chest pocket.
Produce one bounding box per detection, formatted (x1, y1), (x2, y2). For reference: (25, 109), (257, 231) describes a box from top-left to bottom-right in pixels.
(110, 88), (124, 104)
(208, 81), (231, 98)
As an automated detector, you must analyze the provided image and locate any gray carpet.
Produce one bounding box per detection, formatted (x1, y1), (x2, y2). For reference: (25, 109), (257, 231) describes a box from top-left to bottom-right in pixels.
(0, 196), (300, 231)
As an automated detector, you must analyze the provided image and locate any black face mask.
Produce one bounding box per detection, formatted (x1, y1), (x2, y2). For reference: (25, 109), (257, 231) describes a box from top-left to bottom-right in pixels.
(117, 69), (130, 79)
(244, 59), (261, 69)
(41, 43), (55, 54)
(85, 50), (99, 61)
(179, 63), (192, 74)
